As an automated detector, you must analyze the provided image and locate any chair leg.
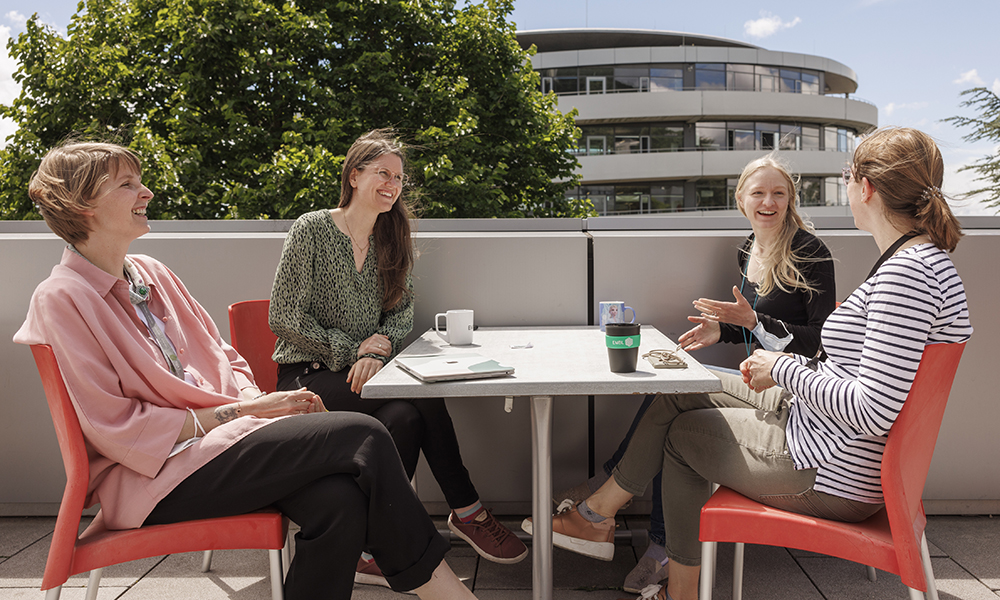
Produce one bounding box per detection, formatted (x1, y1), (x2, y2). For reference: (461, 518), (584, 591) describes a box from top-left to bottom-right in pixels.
(732, 542), (745, 600)
(202, 549), (214, 572)
(866, 565), (877, 582)
(907, 586), (926, 600)
(920, 533), (940, 600)
(84, 568), (102, 600)
(269, 548), (285, 600)
(282, 529), (293, 579)
(699, 540), (716, 600)
(44, 585), (62, 600)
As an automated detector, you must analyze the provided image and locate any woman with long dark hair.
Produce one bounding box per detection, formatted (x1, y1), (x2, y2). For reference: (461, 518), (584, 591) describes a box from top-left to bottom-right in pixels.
(269, 130), (526, 586)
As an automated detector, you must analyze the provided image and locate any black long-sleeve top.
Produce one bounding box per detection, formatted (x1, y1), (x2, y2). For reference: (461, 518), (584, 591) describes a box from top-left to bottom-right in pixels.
(718, 228), (836, 358)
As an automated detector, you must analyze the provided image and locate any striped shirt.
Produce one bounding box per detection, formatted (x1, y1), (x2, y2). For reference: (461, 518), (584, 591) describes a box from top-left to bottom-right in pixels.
(773, 243), (972, 503)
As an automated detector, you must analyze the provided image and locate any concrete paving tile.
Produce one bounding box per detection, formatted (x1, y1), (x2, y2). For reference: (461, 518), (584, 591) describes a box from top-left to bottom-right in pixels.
(0, 518), (55, 558)
(798, 554), (916, 599)
(927, 516), (1000, 589)
(707, 543), (824, 600)
(931, 557), (1000, 600)
(118, 549), (276, 599)
(476, 539), (636, 592)
(478, 591), (623, 600)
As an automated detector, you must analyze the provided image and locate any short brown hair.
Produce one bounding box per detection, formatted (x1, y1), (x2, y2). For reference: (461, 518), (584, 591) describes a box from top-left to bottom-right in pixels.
(29, 142), (142, 245)
(853, 127), (962, 251)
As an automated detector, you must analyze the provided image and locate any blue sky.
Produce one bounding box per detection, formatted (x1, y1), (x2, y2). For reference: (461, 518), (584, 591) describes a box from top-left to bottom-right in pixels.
(3, 0), (998, 213)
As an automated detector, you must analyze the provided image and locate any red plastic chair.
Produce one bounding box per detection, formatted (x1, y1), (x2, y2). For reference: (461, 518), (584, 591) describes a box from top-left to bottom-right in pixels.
(229, 299), (279, 393)
(699, 341), (966, 600)
(30, 344), (289, 600)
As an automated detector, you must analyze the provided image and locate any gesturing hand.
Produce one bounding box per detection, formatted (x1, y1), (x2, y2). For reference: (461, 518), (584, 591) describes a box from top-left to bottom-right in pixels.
(692, 286), (758, 330)
(677, 318), (721, 352)
(346, 357), (383, 394)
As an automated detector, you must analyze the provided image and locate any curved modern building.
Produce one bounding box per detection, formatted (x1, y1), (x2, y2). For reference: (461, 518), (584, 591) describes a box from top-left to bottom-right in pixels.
(517, 29), (879, 215)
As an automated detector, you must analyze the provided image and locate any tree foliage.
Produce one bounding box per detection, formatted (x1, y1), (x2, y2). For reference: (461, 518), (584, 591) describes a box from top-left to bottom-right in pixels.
(0, 0), (587, 220)
(945, 87), (1000, 210)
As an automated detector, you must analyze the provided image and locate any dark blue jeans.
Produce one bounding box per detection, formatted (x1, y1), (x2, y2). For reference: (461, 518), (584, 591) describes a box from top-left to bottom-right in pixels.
(603, 394), (665, 547)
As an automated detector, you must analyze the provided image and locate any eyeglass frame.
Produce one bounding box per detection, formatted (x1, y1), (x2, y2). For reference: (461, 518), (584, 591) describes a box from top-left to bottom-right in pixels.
(841, 165), (854, 187)
(366, 166), (408, 187)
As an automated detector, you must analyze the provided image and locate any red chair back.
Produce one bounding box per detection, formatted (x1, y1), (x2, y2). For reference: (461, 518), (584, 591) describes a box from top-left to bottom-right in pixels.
(229, 299), (279, 393)
(31, 344), (91, 590)
(882, 341), (965, 589)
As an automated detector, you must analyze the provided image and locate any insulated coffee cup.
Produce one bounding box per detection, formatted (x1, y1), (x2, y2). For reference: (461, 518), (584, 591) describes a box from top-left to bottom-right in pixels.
(605, 322), (641, 373)
(599, 301), (637, 332)
(435, 309), (474, 345)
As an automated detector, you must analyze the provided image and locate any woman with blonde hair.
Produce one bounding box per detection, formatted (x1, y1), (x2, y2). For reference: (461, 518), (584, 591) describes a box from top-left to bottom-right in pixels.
(14, 141), (479, 600)
(269, 130), (527, 586)
(532, 127), (972, 600)
(555, 153), (835, 592)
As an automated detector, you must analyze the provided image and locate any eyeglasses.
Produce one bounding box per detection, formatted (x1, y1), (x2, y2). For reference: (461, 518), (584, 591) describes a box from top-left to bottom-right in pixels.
(842, 166), (854, 186)
(369, 167), (408, 187)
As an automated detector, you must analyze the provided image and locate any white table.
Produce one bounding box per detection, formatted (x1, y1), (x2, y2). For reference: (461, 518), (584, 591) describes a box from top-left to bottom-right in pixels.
(362, 326), (721, 600)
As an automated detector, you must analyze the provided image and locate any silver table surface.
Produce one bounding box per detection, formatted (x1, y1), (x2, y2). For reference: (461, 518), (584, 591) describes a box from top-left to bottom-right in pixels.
(362, 325), (722, 600)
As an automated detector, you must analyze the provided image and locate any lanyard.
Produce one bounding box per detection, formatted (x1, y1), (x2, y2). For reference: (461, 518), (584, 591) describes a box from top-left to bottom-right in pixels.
(867, 233), (918, 280)
(738, 249), (760, 358)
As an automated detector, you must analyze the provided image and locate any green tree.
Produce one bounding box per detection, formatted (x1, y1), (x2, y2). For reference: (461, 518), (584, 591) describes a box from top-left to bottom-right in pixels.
(945, 87), (1000, 211)
(0, 0), (586, 220)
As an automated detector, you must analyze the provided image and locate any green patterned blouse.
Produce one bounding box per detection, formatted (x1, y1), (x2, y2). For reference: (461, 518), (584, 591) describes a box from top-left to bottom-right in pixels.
(268, 209), (413, 371)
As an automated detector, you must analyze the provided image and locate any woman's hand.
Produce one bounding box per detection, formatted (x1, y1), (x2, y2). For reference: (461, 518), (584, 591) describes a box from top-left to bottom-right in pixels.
(242, 388), (324, 418)
(739, 350), (785, 392)
(346, 357), (383, 394)
(692, 286), (758, 330)
(677, 318), (721, 352)
(358, 333), (392, 359)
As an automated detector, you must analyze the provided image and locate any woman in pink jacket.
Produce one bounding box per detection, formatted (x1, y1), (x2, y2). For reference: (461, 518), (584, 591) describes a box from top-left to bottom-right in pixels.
(14, 141), (477, 600)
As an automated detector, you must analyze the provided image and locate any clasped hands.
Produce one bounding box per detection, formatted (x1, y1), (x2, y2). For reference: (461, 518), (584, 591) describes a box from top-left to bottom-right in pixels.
(244, 388), (324, 417)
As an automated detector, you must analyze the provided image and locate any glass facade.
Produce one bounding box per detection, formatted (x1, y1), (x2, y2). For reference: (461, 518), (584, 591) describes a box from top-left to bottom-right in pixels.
(577, 121), (844, 154)
(539, 63), (823, 96)
(566, 177), (842, 216)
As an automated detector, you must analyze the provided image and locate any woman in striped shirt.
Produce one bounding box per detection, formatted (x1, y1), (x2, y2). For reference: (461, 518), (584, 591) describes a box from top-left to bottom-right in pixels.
(526, 127), (973, 600)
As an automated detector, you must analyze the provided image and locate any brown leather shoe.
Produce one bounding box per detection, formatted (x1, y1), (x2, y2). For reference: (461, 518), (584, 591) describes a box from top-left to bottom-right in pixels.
(521, 504), (615, 560)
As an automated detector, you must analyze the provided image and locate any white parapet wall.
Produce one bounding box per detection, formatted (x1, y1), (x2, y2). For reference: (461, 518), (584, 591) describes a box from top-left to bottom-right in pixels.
(1, 215), (997, 515)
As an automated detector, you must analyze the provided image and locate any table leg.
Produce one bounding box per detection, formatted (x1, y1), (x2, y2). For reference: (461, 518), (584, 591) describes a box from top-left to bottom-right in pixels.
(530, 395), (553, 600)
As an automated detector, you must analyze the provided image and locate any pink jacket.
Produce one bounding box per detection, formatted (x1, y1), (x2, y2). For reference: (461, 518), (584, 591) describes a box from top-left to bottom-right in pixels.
(14, 249), (274, 529)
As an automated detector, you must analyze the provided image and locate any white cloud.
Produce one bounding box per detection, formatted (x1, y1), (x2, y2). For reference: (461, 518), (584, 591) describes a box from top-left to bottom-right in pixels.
(5, 11), (27, 27)
(743, 13), (801, 39)
(1, 24), (20, 148)
(954, 69), (985, 86)
(941, 145), (999, 216)
(882, 101), (929, 118)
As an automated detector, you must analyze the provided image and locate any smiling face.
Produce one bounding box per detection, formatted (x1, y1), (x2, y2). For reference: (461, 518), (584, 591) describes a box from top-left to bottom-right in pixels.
(349, 153), (404, 214)
(737, 166), (791, 235)
(85, 165), (153, 245)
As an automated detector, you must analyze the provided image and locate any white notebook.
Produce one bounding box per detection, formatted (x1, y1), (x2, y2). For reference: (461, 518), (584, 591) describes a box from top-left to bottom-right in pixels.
(395, 353), (514, 383)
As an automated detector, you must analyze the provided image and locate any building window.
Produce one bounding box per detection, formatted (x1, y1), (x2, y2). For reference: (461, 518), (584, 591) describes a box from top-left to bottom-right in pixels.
(727, 122), (755, 150)
(727, 64), (755, 91)
(695, 179), (731, 210)
(650, 66), (683, 91)
(650, 126), (684, 152)
(756, 66), (780, 92)
(697, 123), (726, 150)
(695, 63), (726, 91)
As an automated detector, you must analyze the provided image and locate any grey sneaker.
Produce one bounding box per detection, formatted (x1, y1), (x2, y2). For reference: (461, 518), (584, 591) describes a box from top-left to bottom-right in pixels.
(624, 555), (669, 593)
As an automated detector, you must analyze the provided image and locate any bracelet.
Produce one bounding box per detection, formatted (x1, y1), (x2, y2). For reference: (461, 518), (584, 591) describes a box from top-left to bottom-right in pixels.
(253, 391), (267, 400)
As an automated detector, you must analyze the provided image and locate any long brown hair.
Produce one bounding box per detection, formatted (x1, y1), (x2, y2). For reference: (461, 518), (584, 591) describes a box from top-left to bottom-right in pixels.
(734, 153), (820, 297)
(852, 127), (962, 251)
(339, 129), (415, 311)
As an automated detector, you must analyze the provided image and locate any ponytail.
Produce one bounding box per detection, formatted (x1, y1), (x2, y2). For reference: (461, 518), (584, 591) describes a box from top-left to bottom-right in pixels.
(915, 185), (962, 252)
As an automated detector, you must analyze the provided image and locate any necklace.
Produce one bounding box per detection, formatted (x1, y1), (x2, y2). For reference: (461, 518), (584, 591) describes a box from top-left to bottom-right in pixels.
(343, 215), (371, 254)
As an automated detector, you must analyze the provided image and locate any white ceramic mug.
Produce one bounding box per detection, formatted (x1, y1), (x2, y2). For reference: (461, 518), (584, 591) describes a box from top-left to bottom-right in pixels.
(599, 301), (636, 332)
(435, 309), (474, 345)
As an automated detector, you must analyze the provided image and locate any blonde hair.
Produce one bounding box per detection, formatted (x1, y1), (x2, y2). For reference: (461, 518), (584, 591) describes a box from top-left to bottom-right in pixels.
(28, 142), (142, 245)
(734, 153), (820, 297)
(852, 127), (962, 251)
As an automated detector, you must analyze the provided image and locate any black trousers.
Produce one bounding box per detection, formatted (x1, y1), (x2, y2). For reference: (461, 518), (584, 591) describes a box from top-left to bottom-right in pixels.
(278, 361), (479, 509)
(145, 413), (450, 599)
